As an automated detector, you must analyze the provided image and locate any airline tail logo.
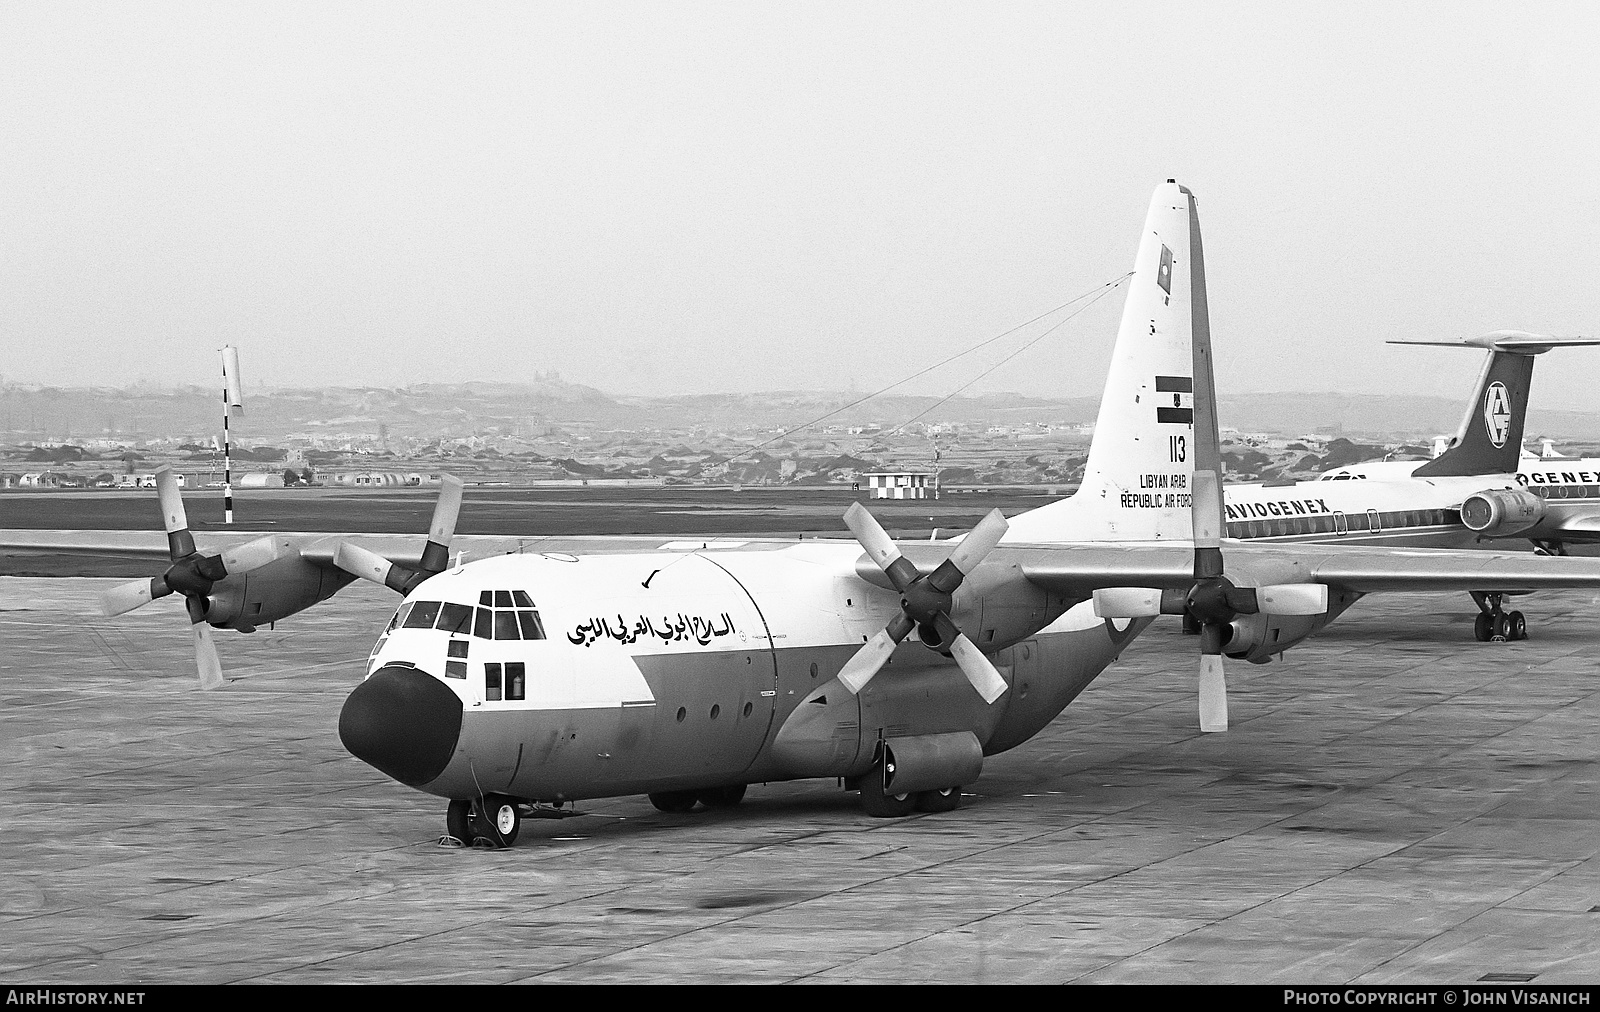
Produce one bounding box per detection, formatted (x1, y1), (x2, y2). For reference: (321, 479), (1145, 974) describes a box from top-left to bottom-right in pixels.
(1156, 245), (1174, 295)
(1483, 382), (1512, 448)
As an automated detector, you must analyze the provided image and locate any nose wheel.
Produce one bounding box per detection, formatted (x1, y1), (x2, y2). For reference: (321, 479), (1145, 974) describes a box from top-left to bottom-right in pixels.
(444, 795), (522, 847)
(1470, 592), (1527, 642)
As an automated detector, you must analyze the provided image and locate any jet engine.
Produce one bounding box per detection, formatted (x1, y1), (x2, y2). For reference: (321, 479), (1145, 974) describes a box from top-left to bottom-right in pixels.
(1460, 488), (1546, 537)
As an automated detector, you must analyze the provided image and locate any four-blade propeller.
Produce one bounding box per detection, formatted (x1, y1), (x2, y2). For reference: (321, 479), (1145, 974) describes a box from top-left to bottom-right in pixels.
(1091, 474), (1328, 731)
(837, 501), (1011, 704)
(99, 467), (284, 689)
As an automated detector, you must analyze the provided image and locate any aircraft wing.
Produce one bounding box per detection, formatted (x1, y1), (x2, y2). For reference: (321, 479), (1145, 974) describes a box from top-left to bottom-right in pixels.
(976, 539), (1600, 597)
(0, 529), (816, 571)
(1521, 505), (1600, 545)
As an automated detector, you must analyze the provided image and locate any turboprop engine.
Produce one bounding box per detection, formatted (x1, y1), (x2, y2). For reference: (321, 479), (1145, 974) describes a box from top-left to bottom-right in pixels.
(1460, 488), (1546, 538)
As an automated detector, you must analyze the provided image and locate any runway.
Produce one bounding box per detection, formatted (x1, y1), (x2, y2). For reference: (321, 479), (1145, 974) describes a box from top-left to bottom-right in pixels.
(3, 576), (1596, 984)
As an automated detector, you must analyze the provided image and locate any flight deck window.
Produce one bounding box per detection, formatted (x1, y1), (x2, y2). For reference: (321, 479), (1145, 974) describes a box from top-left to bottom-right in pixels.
(436, 603), (474, 634)
(504, 662), (525, 701)
(480, 591), (493, 606)
(512, 591), (535, 607)
(474, 607), (493, 639)
(485, 662), (502, 701)
(518, 611), (546, 640)
(494, 590), (514, 608)
(494, 611), (521, 640)
(403, 601), (442, 628)
(389, 603), (412, 631)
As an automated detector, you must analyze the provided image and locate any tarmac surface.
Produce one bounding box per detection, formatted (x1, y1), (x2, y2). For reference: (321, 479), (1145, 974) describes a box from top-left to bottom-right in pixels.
(3, 572), (1597, 984)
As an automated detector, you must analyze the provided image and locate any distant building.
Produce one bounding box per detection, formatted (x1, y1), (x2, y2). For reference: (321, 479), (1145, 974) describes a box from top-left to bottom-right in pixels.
(861, 471), (935, 499)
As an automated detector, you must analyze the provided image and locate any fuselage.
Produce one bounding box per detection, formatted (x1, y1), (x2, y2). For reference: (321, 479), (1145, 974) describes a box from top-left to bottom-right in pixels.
(338, 541), (1148, 803)
(1223, 473), (1518, 549)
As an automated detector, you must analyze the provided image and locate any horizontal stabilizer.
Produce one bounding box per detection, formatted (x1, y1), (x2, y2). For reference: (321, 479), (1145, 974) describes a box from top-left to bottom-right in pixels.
(1389, 331), (1600, 355)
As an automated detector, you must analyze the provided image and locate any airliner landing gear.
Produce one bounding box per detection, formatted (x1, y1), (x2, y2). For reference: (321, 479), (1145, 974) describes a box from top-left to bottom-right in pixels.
(1470, 592), (1527, 643)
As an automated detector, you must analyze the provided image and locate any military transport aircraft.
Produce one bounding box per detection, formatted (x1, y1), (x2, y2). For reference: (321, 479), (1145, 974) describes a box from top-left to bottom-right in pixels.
(13, 181), (1600, 847)
(1220, 331), (1600, 640)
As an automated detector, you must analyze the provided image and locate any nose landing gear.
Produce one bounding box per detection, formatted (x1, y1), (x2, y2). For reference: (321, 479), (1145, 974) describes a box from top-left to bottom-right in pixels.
(1470, 591), (1527, 642)
(444, 794), (522, 847)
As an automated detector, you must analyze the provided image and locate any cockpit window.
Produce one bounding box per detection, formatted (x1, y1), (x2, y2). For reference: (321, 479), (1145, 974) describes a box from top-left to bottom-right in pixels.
(517, 611), (546, 640)
(388, 602), (412, 631)
(436, 603), (473, 634)
(493, 610), (521, 640)
(467, 591), (547, 640)
(403, 601), (442, 628)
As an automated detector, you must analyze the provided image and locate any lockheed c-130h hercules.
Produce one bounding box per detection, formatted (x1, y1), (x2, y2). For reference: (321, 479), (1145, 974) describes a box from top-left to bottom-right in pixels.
(26, 181), (1600, 848)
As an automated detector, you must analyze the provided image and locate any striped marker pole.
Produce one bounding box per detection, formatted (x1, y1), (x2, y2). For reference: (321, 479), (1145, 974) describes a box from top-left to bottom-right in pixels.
(221, 346), (243, 524)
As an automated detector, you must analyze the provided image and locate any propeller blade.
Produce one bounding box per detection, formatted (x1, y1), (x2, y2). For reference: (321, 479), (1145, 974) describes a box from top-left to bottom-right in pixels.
(945, 509), (1009, 575)
(947, 633), (1009, 704)
(1255, 583), (1328, 616)
(836, 627), (902, 695)
(218, 536), (283, 576)
(335, 542), (400, 591)
(101, 577), (164, 617)
(1092, 587), (1164, 619)
(1198, 653), (1228, 732)
(193, 621), (225, 691)
(156, 466), (188, 535)
(415, 476), (466, 575)
(184, 595), (225, 690)
(844, 500), (904, 571)
(428, 476), (464, 545)
(155, 466), (196, 560)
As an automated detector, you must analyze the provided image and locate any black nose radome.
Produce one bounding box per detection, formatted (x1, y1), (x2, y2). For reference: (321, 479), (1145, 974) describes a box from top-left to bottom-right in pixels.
(339, 665), (463, 787)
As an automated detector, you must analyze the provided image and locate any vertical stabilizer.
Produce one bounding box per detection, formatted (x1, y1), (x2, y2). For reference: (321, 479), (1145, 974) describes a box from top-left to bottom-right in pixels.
(1411, 351), (1531, 477)
(1388, 332), (1598, 478)
(1004, 181), (1205, 543)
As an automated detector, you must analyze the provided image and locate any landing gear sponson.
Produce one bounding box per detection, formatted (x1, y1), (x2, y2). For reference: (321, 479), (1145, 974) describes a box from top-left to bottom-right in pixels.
(1470, 591), (1527, 643)
(444, 771), (970, 845)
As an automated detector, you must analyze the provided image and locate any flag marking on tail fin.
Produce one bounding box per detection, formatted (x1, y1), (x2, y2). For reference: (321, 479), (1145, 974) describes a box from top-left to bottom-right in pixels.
(1155, 374), (1194, 424)
(1157, 245), (1174, 295)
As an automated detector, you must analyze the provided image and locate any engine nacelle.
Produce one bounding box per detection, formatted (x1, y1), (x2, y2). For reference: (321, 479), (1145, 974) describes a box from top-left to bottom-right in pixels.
(206, 552), (358, 632)
(1222, 593), (1359, 664)
(1460, 488), (1546, 537)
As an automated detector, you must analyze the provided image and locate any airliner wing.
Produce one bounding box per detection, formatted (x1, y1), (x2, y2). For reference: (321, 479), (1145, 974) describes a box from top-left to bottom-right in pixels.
(1523, 505), (1600, 545)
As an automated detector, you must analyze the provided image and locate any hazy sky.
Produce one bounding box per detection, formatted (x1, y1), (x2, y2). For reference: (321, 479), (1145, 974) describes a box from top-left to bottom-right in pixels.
(2, 2), (1598, 411)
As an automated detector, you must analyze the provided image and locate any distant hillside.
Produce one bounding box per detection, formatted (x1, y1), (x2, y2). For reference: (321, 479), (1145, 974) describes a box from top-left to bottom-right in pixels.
(5, 380), (1600, 443)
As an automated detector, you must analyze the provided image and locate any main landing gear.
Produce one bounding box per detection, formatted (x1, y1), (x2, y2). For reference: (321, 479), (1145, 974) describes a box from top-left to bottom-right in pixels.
(1470, 591), (1527, 643)
(446, 793), (522, 848)
(647, 783), (748, 813)
(855, 752), (964, 818)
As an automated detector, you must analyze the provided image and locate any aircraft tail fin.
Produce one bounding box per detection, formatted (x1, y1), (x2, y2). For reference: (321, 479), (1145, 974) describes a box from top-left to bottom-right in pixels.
(1407, 333), (1599, 478)
(1004, 181), (1205, 544)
